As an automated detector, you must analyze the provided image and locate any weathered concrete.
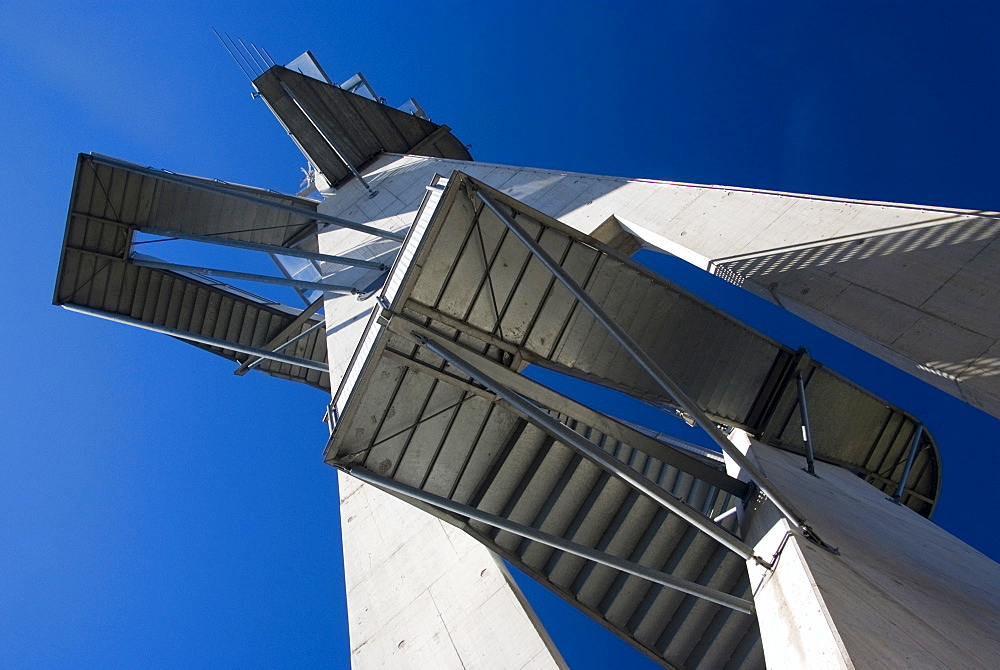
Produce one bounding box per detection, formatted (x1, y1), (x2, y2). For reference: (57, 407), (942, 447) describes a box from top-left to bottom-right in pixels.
(728, 432), (1000, 669)
(316, 152), (1000, 668)
(338, 471), (566, 669)
(315, 153), (1000, 419)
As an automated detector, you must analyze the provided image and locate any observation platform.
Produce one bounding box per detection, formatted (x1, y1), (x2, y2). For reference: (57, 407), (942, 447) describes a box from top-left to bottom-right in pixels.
(323, 172), (942, 668)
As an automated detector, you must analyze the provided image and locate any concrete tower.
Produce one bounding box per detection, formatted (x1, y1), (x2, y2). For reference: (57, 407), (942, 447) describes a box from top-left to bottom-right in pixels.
(54, 52), (1000, 668)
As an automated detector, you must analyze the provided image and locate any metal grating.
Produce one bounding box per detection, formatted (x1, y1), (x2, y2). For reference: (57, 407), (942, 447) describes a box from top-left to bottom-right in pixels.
(325, 173), (943, 668)
(53, 153), (333, 390)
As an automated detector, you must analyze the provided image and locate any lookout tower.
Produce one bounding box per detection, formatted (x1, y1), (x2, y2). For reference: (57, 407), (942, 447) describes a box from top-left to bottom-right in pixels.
(54, 50), (1000, 668)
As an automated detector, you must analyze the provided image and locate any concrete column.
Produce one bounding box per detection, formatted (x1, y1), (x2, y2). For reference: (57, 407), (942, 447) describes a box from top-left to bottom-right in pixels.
(727, 432), (1000, 669)
(338, 472), (566, 669)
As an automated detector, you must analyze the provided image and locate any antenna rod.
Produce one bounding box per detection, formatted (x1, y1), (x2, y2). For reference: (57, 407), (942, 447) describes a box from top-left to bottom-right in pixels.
(250, 42), (274, 69)
(261, 46), (278, 67)
(225, 32), (261, 80)
(212, 28), (254, 82)
(238, 37), (266, 74)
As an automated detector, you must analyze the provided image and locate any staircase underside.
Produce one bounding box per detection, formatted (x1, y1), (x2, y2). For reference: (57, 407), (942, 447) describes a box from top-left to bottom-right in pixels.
(325, 173), (941, 668)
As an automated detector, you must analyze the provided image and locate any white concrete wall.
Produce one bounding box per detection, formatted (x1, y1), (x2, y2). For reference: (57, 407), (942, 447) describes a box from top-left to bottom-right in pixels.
(316, 153), (1000, 418)
(730, 434), (1000, 669)
(316, 154), (1000, 669)
(338, 472), (566, 669)
(322, 178), (567, 669)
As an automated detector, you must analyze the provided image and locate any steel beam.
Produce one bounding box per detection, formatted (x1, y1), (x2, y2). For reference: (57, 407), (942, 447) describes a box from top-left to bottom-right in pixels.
(387, 312), (747, 497)
(234, 297), (325, 375)
(131, 258), (355, 294)
(88, 154), (402, 241)
(891, 425), (924, 504)
(245, 320), (324, 373)
(417, 335), (760, 563)
(62, 304), (329, 372)
(476, 186), (812, 537)
(136, 226), (386, 270)
(796, 372), (817, 476)
(347, 465), (754, 614)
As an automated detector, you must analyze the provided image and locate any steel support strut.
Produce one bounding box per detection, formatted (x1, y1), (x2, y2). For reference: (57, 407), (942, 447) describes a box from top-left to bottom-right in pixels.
(88, 154), (402, 241)
(417, 335), (760, 563)
(234, 297), (324, 376)
(130, 258), (356, 294)
(62, 304), (329, 372)
(475, 187), (815, 540)
(891, 424), (924, 504)
(244, 320), (325, 373)
(346, 465), (754, 614)
(796, 372), (817, 476)
(136, 226), (386, 271)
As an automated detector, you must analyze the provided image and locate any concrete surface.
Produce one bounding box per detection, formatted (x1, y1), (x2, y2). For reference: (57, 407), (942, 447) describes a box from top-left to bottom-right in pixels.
(338, 471), (566, 669)
(733, 434), (1000, 669)
(315, 154), (1000, 419)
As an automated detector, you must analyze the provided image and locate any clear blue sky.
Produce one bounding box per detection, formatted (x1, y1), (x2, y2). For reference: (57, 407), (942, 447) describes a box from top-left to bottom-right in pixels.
(3, 2), (999, 668)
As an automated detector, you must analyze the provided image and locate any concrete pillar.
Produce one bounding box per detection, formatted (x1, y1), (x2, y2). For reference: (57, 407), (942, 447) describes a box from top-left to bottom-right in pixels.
(727, 432), (1000, 669)
(338, 472), (566, 669)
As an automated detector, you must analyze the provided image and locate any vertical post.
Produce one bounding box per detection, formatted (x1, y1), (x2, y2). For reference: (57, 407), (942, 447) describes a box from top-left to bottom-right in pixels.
(476, 187), (812, 535)
(891, 424), (924, 504)
(796, 372), (817, 476)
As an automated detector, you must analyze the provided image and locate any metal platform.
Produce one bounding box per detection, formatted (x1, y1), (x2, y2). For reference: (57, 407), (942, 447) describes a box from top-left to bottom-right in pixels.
(324, 173), (942, 668)
(253, 65), (472, 188)
(54, 152), (943, 667)
(52, 153), (397, 391)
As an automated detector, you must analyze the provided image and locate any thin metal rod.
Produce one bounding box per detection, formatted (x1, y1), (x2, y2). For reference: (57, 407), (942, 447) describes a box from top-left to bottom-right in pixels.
(419, 336), (758, 562)
(796, 372), (817, 476)
(237, 37), (266, 74)
(136, 226), (386, 270)
(714, 507), (739, 523)
(250, 43), (274, 69)
(62, 304), (329, 372)
(213, 28), (254, 82)
(235, 297), (323, 375)
(477, 187), (810, 533)
(225, 32), (261, 78)
(892, 425), (924, 504)
(246, 320), (324, 372)
(277, 80), (379, 198)
(260, 46), (278, 67)
(131, 258), (356, 294)
(88, 155), (404, 242)
(347, 465), (754, 614)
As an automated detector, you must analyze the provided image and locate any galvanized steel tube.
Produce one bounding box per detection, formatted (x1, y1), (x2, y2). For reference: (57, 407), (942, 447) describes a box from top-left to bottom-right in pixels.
(419, 336), (758, 562)
(131, 258), (355, 294)
(348, 465), (754, 614)
(892, 424), (924, 504)
(796, 372), (817, 476)
(62, 304), (329, 372)
(477, 187), (810, 534)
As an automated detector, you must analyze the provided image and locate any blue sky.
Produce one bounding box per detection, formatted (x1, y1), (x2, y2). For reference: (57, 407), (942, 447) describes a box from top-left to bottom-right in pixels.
(3, 2), (1000, 668)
